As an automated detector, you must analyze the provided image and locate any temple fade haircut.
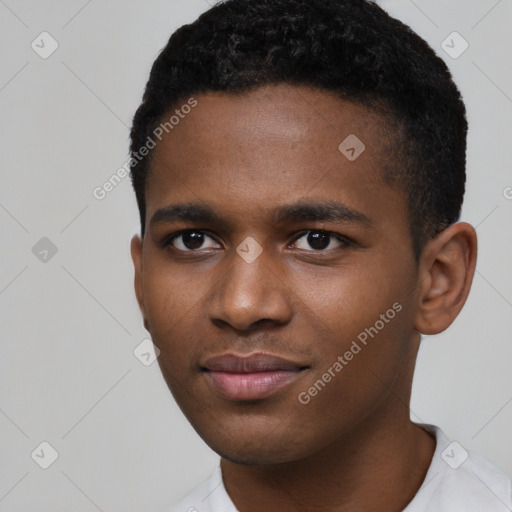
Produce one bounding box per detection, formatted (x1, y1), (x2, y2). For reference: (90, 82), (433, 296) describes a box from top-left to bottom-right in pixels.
(129, 0), (467, 261)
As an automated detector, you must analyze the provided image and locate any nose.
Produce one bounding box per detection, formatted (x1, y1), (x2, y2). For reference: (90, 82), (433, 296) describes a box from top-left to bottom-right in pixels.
(208, 245), (292, 331)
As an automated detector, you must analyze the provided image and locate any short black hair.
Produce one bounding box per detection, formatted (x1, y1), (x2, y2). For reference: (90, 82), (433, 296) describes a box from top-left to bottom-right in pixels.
(129, 0), (467, 260)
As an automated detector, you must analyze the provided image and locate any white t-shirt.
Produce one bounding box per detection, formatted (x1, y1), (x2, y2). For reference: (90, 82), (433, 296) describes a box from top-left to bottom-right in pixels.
(166, 424), (512, 512)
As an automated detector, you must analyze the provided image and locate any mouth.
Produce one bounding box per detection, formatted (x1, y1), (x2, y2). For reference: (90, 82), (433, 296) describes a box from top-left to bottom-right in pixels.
(201, 352), (309, 401)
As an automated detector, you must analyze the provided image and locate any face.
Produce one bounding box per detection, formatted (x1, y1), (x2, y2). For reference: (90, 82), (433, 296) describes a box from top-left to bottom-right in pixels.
(131, 84), (422, 465)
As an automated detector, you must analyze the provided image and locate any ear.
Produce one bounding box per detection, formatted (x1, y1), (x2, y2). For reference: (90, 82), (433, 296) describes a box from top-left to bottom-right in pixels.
(414, 222), (477, 335)
(130, 234), (150, 332)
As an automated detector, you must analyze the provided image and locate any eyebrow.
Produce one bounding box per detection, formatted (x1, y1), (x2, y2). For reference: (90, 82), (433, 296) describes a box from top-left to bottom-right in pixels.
(272, 201), (372, 226)
(149, 200), (373, 229)
(150, 203), (223, 228)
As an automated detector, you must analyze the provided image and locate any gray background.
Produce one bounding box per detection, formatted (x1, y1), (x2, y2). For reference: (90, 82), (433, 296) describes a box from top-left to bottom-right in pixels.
(0, 0), (511, 510)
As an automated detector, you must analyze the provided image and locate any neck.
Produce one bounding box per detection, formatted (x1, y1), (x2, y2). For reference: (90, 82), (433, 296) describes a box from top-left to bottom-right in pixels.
(222, 414), (435, 512)
(220, 339), (436, 512)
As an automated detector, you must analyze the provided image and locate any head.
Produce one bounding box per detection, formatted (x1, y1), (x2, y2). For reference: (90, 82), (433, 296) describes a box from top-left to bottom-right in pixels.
(129, 0), (477, 464)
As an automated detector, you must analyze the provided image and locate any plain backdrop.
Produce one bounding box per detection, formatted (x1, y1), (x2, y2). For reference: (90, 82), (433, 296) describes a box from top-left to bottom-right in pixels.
(0, 0), (511, 510)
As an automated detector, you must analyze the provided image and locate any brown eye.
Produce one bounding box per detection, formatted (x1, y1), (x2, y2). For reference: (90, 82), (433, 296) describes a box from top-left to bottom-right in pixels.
(306, 231), (331, 250)
(292, 230), (351, 251)
(182, 232), (205, 249)
(166, 230), (221, 251)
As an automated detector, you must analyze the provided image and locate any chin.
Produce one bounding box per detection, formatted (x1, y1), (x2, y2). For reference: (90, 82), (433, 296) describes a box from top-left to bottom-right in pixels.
(200, 428), (316, 466)
(215, 446), (296, 466)
(217, 451), (271, 466)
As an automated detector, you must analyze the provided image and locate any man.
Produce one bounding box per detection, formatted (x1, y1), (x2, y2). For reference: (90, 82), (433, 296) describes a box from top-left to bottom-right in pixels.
(128, 0), (512, 510)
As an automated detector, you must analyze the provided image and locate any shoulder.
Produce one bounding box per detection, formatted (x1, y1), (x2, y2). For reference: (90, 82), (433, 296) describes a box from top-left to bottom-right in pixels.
(164, 464), (237, 512)
(406, 424), (512, 512)
(444, 445), (512, 508)
(164, 472), (214, 512)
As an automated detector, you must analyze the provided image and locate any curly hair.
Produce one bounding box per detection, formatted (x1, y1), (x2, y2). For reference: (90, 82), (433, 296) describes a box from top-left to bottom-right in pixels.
(129, 0), (467, 260)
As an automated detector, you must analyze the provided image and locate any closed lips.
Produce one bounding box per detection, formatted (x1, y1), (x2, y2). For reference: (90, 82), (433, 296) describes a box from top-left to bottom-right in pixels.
(201, 353), (309, 400)
(202, 353), (307, 373)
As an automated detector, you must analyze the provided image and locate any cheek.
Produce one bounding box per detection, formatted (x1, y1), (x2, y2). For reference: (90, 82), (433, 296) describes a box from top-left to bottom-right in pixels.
(294, 263), (412, 390)
(296, 262), (401, 336)
(142, 253), (206, 325)
(142, 262), (206, 369)
(291, 312), (409, 446)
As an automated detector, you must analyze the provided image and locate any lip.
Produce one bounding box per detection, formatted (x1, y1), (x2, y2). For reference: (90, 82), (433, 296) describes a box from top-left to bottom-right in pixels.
(202, 353), (308, 401)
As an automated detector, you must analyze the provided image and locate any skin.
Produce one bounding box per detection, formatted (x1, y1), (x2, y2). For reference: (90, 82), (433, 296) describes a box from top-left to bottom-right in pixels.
(130, 83), (477, 511)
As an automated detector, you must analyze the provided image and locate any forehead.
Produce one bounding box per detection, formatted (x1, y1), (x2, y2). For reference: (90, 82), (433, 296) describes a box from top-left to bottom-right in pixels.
(145, 84), (407, 237)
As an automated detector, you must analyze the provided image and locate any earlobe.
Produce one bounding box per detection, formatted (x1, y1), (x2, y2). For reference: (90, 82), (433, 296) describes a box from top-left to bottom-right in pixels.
(130, 234), (150, 332)
(414, 222), (477, 335)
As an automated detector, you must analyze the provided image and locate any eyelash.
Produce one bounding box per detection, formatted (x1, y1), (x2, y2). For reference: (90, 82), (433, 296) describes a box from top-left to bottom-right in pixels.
(160, 229), (353, 252)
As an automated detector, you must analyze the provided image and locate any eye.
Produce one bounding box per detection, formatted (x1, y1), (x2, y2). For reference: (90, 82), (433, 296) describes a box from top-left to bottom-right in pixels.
(290, 230), (352, 251)
(162, 230), (221, 251)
